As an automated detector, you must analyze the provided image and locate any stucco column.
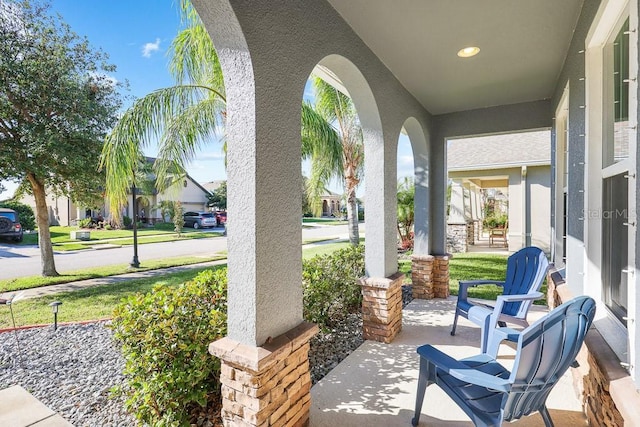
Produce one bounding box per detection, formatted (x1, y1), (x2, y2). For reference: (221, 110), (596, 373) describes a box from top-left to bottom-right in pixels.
(363, 120), (397, 279)
(447, 179), (468, 253)
(430, 136), (447, 254)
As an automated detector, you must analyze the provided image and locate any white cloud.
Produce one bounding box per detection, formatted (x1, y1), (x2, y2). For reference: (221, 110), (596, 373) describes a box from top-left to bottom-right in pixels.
(142, 38), (160, 58)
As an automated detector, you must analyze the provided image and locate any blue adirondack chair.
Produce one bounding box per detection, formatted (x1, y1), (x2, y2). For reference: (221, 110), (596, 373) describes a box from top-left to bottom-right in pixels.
(412, 295), (596, 427)
(450, 246), (549, 352)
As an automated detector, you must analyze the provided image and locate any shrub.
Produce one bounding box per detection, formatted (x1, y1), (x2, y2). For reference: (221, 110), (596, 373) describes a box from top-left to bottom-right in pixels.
(0, 200), (35, 230)
(111, 268), (228, 427)
(302, 245), (364, 328)
(153, 222), (175, 231)
(122, 215), (132, 229)
(77, 217), (93, 229)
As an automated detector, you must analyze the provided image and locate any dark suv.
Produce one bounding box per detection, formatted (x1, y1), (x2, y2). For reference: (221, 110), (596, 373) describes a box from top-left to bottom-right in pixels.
(183, 211), (218, 229)
(0, 208), (23, 242)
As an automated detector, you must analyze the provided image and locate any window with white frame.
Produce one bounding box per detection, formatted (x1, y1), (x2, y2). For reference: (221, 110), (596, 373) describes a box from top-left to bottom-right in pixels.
(601, 17), (630, 326)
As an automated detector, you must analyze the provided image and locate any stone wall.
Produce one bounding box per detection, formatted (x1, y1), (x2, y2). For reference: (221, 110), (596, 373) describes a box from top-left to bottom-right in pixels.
(447, 223), (467, 253)
(547, 266), (640, 427)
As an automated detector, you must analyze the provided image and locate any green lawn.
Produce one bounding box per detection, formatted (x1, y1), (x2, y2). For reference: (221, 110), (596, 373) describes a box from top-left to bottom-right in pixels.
(0, 265), (223, 328)
(0, 242), (362, 328)
(401, 252), (546, 304)
(302, 217), (347, 226)
(19, 224), (216, 246)
(0, 249), (535, 329)
(0, 255), (226, 293)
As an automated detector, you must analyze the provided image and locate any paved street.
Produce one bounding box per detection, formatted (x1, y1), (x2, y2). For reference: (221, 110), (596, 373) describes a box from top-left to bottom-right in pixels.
(0, 223), (359, 280)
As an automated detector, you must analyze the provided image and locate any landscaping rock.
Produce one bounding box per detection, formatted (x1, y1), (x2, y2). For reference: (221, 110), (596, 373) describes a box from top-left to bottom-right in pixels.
(0, 316), (369, 425)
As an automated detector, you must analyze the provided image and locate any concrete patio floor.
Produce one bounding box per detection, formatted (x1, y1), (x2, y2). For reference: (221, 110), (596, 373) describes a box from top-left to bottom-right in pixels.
(310, 297), (587, 427)
(0, 385), (72, 426)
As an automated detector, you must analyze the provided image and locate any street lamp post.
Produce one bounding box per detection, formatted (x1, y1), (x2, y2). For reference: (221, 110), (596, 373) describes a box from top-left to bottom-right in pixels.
(130, 183), (140, 268)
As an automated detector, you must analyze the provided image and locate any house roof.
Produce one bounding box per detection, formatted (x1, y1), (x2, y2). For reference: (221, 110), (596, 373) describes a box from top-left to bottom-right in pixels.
(202, 180), (224, 193)
(447, 130), (550, 172)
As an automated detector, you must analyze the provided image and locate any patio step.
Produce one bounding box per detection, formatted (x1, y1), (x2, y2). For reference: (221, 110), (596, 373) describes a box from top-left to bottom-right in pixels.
(0, 385), (72, 426)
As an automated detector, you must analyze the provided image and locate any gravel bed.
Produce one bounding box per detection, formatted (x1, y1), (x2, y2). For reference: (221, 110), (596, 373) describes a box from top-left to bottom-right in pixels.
(0, 313), (368, 425)
(0, 322), (134, 427)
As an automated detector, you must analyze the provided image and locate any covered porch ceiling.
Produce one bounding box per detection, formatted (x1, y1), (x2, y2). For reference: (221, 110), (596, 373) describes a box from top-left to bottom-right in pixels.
(327, 0), (583, 115)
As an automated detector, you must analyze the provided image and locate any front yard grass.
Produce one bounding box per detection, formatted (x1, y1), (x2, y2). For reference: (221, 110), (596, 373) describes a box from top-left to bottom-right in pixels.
(0, 255), (226, 293)
(19, 225), (218, 247)
(0, 242), (367, 327)
(0, 249), (542, 329)
(399, 252), (546, 304)
(0, 265), (224, 328)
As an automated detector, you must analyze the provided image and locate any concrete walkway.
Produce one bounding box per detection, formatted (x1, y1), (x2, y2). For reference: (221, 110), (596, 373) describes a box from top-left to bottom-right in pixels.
(0, 386), (72, 426)
(0, 258), (229, 301)
(310, 297), (587, 426)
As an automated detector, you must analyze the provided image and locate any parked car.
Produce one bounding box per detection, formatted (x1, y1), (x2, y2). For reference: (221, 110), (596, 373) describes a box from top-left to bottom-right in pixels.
(215, 211), (227, 225)
(0, 208), (23, 242)
(183, 211), (218, 229)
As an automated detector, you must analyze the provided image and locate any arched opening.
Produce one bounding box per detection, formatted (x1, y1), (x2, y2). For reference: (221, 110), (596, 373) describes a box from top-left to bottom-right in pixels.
(305, 55), (387, 278)
(135, 196), (150, 223)
(400, 117), (429, 255)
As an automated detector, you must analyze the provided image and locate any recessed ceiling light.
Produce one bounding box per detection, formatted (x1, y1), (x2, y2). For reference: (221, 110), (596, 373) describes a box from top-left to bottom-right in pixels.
(457, 46), (480, 58)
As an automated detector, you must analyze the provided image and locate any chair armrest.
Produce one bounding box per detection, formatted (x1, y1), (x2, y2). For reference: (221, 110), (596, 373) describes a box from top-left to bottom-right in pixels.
(417, 344), (511, 392)
(496, 291), (544, 303)
(488, 292), (544, 328)
(458, 280), (505, 300)
(459, 280), (505, 287)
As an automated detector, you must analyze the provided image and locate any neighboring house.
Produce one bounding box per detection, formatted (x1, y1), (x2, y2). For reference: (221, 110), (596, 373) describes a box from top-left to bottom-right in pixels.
(17, 172), (211, 226)
(202, 180), (225, 194)
(320, 191), (342, 217)
(104, 174), (212, 224)
(447, 130), (551, 253)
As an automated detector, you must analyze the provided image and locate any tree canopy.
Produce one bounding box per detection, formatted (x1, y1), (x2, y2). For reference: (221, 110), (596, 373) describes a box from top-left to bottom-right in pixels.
(0, 0), (124, 275)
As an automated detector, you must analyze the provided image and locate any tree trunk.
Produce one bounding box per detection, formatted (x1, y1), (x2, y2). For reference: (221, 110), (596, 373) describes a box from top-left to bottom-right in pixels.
(26, 173), (59, 276)
(346, 187), (359, 246)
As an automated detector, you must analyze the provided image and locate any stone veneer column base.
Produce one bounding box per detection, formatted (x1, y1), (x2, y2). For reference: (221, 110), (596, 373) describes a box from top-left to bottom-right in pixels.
(359, 272), (404, 343)
(209, 322), (319, 427)
(433, 255), (451, 299)
(411, 254), (434, 299)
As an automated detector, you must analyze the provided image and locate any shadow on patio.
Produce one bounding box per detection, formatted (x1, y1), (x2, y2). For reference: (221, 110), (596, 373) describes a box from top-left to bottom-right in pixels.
(310, 297), (586, 426)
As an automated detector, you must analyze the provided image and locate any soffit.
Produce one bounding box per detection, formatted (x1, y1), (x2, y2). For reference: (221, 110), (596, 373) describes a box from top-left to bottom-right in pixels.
(327, 0), (584, 115)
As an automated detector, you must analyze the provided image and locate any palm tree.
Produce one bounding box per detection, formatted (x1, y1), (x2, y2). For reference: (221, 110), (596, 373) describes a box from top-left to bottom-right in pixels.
(397, 177), (415, 250)
(100, 1), (225, 217)
(100, 1), (349, 242)
(303, 77), (364, 246)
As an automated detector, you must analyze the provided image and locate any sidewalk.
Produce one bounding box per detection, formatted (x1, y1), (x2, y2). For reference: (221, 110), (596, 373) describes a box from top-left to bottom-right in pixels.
(0, 259), (228, 301)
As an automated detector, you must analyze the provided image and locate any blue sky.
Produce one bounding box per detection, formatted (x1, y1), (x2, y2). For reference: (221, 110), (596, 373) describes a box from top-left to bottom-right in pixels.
(0, 1), (414, 199)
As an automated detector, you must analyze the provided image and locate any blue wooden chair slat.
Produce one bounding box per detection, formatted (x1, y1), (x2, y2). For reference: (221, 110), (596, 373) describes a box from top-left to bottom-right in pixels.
(451, 246), (550, 353)
(412, 296), (596, 427)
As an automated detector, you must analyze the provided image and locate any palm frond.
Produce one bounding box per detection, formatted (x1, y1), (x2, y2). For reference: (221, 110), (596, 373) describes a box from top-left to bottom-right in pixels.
(155, 96), (225, 189)
(169, 23), (225, 97)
